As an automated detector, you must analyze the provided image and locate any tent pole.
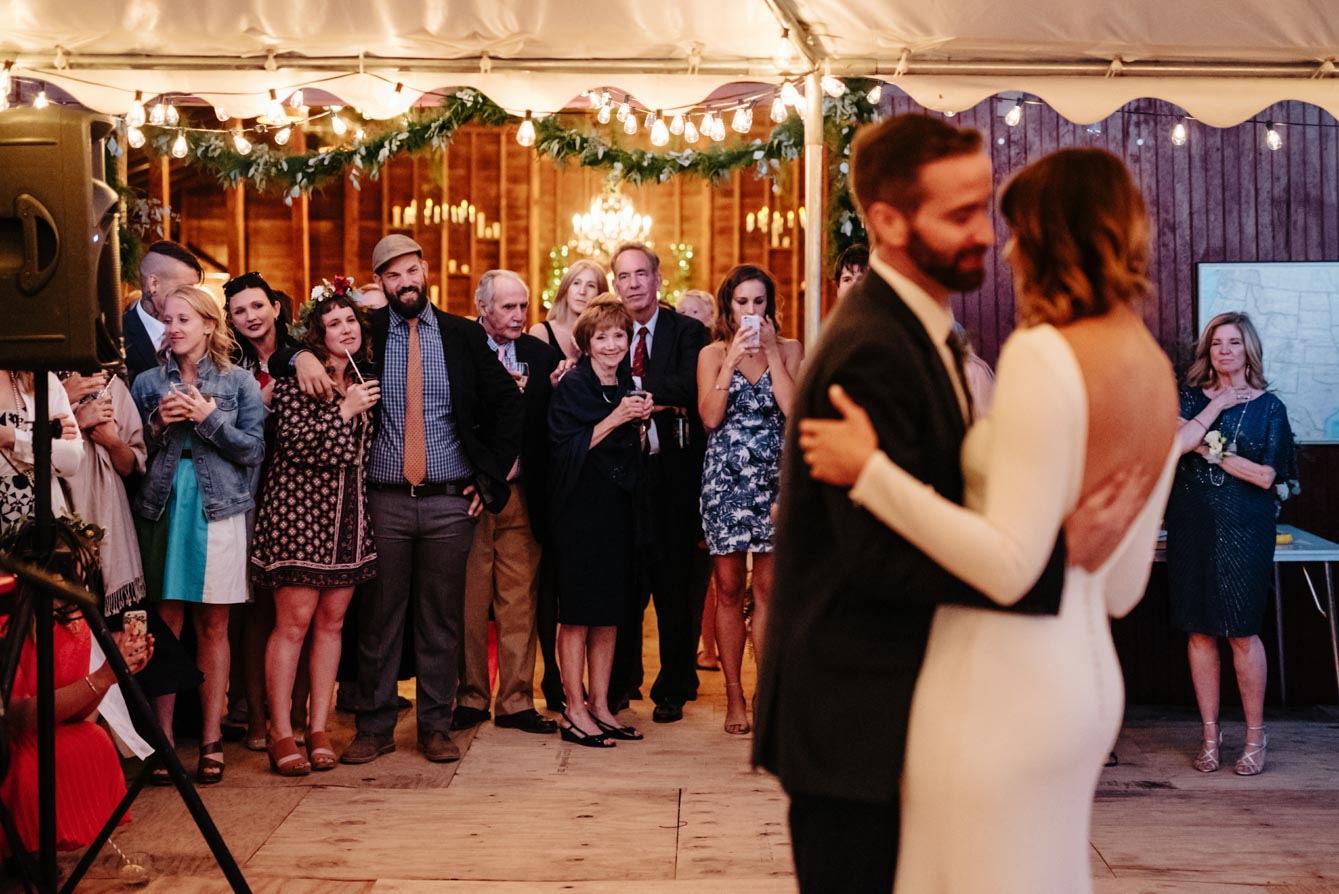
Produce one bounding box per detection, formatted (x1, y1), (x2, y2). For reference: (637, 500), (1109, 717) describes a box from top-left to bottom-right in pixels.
(802, 70), (824, 347)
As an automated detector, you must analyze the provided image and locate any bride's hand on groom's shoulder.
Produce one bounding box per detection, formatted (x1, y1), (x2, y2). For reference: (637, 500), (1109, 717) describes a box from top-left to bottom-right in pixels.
(798, 384), (878, 486)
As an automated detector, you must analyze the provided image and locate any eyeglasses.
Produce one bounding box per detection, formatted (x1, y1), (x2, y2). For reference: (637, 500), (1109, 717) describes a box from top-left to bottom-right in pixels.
(223, 271), (267, 297)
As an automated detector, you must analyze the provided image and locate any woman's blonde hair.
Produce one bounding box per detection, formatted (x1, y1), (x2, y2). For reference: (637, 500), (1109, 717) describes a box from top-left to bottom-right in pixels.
(1000, 148), (1151, 327)
(548, 259), (608, 326)
(155, 285), (237, 371)
(1185, 311), (1268, 390)
(572, 293), (633, 355)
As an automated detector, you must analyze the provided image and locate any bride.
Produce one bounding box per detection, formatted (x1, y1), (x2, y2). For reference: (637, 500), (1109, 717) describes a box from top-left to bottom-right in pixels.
(799, 148), (1179, 894)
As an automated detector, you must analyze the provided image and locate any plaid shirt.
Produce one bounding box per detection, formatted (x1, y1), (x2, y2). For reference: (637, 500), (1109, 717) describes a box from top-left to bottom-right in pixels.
(370, 306), (473, 484)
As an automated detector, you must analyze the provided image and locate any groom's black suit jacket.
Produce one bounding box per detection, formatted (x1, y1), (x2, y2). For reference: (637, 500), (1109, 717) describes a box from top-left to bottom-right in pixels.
(752, 269), (1066, 805)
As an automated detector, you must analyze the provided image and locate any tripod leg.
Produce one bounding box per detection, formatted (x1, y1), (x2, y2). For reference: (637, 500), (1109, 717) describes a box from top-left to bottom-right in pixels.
(0, 800), (44, 894)
(56, 765), (148, 894)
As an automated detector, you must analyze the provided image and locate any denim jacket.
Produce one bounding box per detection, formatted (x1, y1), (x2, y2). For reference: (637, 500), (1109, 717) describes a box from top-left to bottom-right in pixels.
(130, 354), (266, 522)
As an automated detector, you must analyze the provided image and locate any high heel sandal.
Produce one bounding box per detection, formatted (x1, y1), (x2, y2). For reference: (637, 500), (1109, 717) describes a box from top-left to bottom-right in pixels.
(307, 730), (337, 771)
(560, 712), (615, 748)
(196, 741), (226, 785)
(590, 714), (644, 741)
(267, 736), (311, 777)
(1234, 727), (1268, 776)
(723, 683), (751, 736)
(1193, 721), (1222, 773)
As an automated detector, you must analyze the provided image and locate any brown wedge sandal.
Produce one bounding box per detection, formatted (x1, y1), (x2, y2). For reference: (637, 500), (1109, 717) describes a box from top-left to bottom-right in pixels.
(267, 736), (311, 777)
(307, 730), (337, 771)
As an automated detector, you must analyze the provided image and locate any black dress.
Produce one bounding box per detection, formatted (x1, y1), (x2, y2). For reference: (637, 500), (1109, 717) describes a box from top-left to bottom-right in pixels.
(1165, 389), (1296, 637)
(548, 359), (642, 627)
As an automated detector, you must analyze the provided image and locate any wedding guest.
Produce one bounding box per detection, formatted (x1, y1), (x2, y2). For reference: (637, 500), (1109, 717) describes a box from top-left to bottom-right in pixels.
(0, 370), (82, 529)
(1166, 311), (1297, 777)
(122, 241), (204, 382)
(226, 271), (297, 410)
(455, 271), (559, 735)
(697, 265), (803, 734)
(131, 285), (266, 785)
(251, 287), (379, 774)
(531, 259), (606, 361)
(549, 295), (651, 746)
(676, 290), (716, 327)
(833, 243), (869, 302)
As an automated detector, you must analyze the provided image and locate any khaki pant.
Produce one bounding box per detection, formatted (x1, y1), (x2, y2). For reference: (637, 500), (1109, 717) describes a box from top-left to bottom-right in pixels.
(458, 481), (543, 716)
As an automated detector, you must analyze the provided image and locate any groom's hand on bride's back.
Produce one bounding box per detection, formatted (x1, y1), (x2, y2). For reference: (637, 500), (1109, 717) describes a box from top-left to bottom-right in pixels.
(1064, 467), (1156, 571)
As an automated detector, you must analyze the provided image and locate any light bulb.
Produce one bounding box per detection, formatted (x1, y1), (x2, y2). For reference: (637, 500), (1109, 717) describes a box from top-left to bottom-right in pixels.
(354, 127), (365, 143)
(597, 104), (611, 124)
(126, 125), (146, 149)
(1086, 121), (1103, 136)
(274, 125), (292, 146)
(331, 108), (347, 135)
(33, 89), (49, 110)
(944, 110), (956, 118)
(616, 94), (631, 122)
(780, 81), (802, 110)
(264, 89), (285, 124)
(669, 113), (684, 135)
(165, 102), (179, 126)
(290, 89), (304, 109)
(769, 96), (787, 124)
(821, 75), (847, 98)
(232, 129), (252, 155)
(623, 111), (638, 135)
(126, 91), (146, 128)
(214, 106), (229, 122)
(867, 82), (883, 104)
(644, 109), (656, 130)
(711, 116), (726, 142)
(774, 28), (795, 71)
(516, 111), (536, 147)
(1170, 119), (1188, 146)
(650, 115), (670, 147)
(601, 91), (611, 109)
(683, 118), (700, 143)
(701, 111), (715, 135)
(171, 131), (188, 159)
(149, 101), (166, 125)
(1266, 121), (1283, 151)
(1004, 100), (1023, 127)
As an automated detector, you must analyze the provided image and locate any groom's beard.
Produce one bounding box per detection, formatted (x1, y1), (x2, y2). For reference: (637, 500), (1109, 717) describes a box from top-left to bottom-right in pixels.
(907, 228), (989, 293)
(389, 285), (428, 318)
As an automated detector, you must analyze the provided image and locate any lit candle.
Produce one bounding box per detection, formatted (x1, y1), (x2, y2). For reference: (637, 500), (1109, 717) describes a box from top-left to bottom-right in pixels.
(430, 284), (440, 304)
(392, 205), (402, 228)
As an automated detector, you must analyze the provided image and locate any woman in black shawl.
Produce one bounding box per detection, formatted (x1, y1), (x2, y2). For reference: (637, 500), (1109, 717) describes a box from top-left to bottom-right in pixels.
(548, 295), (652, 747)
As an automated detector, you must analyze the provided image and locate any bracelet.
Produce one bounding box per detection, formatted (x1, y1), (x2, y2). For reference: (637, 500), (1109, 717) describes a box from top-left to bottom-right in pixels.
(84, 675), (100, 698)
(1187, 417), (1207, 433)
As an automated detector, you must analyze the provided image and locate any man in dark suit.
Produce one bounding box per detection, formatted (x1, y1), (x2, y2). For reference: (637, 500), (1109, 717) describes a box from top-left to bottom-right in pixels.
(279, 235), (523, 764)
(452, 269), (560, 735)
(607, 241), (710, 724)
(121, 240), (202, 381)
(752, 116), (1067, 892)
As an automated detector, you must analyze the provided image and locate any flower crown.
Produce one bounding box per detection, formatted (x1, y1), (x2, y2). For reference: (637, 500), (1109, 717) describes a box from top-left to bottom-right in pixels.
(290, 275), (357, 340)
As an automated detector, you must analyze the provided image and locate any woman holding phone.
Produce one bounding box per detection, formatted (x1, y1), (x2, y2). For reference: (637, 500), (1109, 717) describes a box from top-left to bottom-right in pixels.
(696, 265), (803, 735)
(131, 285), (266, 785)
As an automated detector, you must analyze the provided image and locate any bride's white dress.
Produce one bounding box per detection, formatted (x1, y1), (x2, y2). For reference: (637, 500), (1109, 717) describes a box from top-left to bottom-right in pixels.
(847, 325), (1177, 894)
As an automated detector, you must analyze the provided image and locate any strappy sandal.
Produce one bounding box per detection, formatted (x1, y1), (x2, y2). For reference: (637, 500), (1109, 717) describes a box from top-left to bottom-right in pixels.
(559, 712), (615, 748)
(723, 683), (751, 735)
(267, 735), (311, 776)
(150, 763), (173, 786)
(196, 741), (226, 785)
(1193, 720), (1222, 773)
(307, 730), (337, 771)
(1234, 727), (1268, 776)
(591, 715), (644, 741)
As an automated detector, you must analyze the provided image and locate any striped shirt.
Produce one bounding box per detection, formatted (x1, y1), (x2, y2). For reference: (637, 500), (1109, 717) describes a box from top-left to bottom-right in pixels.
(370, 306), (473, 484)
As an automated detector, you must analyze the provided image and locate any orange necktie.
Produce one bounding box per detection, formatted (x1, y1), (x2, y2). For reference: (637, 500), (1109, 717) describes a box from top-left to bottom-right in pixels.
(403, 317), (426, 486)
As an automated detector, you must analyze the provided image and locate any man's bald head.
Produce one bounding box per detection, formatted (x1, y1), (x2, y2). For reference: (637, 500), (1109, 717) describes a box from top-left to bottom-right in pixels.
(139, 241), (202, 316)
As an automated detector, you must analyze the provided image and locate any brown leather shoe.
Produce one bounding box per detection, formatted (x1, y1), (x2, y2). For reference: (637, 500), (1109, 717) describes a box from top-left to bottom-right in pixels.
(339, 734), (396, 765)
(418, 731), (462, 763)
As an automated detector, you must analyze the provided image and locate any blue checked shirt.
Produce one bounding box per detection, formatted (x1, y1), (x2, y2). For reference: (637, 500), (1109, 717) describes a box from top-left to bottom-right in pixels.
(370, 306), (473, 484)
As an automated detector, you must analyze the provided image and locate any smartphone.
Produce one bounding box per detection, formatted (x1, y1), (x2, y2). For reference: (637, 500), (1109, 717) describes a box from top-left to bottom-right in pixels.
(123, 609), (148, 641)
(740, 314), (762, 347)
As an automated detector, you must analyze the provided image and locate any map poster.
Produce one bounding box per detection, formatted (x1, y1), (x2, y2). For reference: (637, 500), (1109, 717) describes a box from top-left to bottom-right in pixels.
(1197, 262), (1339, 443)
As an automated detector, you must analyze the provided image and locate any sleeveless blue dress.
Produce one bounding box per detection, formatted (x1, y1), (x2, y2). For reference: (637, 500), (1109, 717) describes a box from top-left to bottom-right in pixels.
(700, 368), (786, 555)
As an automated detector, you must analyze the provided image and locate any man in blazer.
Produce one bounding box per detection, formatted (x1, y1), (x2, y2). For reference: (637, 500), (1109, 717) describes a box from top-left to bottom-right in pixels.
(453, 269), (560, 735)
(279, 235), (523, 764)
(752, 116), (1066, 892)
(608, 241), (710, 723)
(122, 240), (203, 381)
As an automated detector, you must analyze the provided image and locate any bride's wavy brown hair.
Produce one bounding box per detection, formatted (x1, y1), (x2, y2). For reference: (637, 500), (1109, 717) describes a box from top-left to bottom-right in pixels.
(1000, 148), (1151, 327)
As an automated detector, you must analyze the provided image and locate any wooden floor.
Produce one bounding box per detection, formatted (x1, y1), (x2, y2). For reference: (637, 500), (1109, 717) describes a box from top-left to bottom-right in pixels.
(14, 627), (1339, 894)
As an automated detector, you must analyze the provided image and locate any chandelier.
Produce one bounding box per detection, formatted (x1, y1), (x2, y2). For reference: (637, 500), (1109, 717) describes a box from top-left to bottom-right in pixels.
(571, 187), (652, 260)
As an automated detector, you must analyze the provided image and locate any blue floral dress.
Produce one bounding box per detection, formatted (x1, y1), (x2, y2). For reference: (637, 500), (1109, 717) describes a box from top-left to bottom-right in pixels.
(701, 368), (786, 555)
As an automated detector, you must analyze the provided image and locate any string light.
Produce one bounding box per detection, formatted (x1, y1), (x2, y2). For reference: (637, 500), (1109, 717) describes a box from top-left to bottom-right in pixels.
(126, 91), (146, 128)
(171, 130), (189, 158)
(683, 117), (700, 143)
(1005, 99), (1024, 127)
(701, 111), (716, 137)
(944, 110), (956, 118)
(821, 76), (847, 98)
(867, 82), (883, 104)
(780, 81), (803, 110)
(214, 106), (229, 122)
(263, 89), (286, 125)
(126, 125), (145, 149)
(330, 106), (348, 135)
(616, 94), (631, 122)
(597, 104), (611, 125)
(643, 109), (657, 131)
(1265, 120), (1283, 150)
(601, 91), (611, 109)
(149, 100), (166, 125)
(516, 110), (536, 147)
(231, 128), (252, 155)
(774, 27), (795, 71)
(731, 106), (752, 134)
(710, 115), (727, 142)
(1170, 118), (1189, 146)
(354, 126), (365, 143)
(1086, 121), (1103, 136)
(650, 110), (670, 147)
(165, 101), (179, 126)
(274, 125), (292, 146)
(622, 108), (638, 135)
(770, 95), (788, 124)
(33, 89), (49, 110)
(290, 89), (304, 109)
(669, 113), (685, 135)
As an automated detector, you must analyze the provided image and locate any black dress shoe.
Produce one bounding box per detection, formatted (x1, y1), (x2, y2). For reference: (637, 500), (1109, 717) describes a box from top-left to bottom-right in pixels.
(495, 709), (558, 734)
(449, 706), (491, 731)
(652, 703), (683, 724)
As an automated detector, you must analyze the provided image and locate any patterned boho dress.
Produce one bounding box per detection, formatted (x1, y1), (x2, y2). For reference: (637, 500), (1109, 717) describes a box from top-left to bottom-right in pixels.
(249, 378), (377, 589)
(700, 368), (786, 556)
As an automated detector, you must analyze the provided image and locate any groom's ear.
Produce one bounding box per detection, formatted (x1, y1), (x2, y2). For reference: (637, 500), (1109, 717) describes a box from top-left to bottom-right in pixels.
(864, 201), (910, 249)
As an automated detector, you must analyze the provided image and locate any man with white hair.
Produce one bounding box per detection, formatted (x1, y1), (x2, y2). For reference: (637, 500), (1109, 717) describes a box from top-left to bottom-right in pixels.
(453, 270), (561, 734)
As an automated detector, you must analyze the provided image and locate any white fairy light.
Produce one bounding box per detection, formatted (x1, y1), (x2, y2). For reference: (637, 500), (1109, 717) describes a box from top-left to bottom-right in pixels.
(290, 89), (304, 109)
(710, 115), (726, 142)
(597, 104), (612, 125)
(330, 107), (348, 135)
(33, 89), (49, 110)
(867, 82), (883, 104)
(126, 125), (146, 149)
(171, 130), (189, 158)
(644, 109), (656, 131)
(232, 129), (252, 155)
(274, 125), (292, 146)
(516, 111), (536, 147)
(214, 106), (229, 122)
(770, 96), (788, 124)
(622, 110), (638, 135)
(165, 101), (179, 126)
(780, 81), (803, 110)
(731, 106), (752, 134)
(650, 112), (670, 147)
(683, 117), (700, 143)
(1265, 120), (1283, 151)
(616, 94), (631, 122)
(774, 28), (795, 71)
(263, 89), (286, 125)
(821, 75), (847, 98)
(149, 100), (166, 125)
(1170, 118), (1189, 146)
(669, 113), (685, 135)
(126, 91), (146, 128)
(1004, 99), (1024, 127)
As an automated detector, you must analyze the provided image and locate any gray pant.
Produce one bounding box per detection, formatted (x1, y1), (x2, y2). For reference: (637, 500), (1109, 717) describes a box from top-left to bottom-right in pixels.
(358, 489), (476, 737)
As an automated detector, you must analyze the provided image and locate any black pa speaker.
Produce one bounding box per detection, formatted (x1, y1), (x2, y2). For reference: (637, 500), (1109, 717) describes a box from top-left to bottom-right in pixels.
(0, 107), (123, 371)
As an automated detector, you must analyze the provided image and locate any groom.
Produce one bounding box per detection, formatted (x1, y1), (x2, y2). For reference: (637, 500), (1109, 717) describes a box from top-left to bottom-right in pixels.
(752, 115), (1068, 892)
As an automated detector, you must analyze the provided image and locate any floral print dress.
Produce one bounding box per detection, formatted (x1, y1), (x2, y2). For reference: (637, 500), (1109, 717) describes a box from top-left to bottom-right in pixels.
(700, 368), (785, 555)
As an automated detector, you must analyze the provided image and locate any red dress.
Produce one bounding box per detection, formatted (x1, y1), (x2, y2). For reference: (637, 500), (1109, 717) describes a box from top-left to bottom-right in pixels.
(1, 616), (128, 852)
